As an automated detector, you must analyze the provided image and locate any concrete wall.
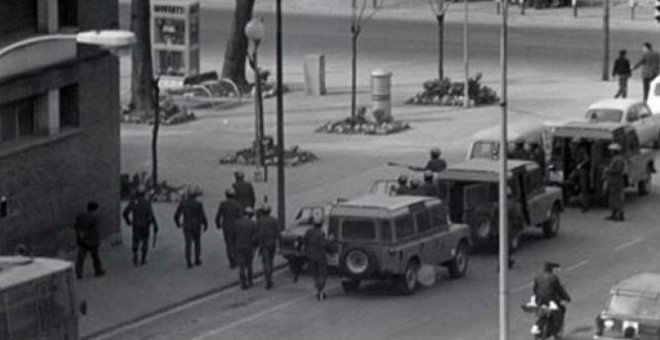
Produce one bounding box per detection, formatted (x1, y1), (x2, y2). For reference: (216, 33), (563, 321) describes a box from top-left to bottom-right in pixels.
(0, 0), (121, 256)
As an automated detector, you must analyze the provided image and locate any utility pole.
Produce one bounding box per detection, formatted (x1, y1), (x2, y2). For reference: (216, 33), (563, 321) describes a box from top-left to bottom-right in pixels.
(276, 0), (286, 227)
(437, 10), (445, 80)
(464, 0), (470, 108)
(602, 0), (610, 81)
(499, 1), (510, 340)
(351, 0), (358, 119)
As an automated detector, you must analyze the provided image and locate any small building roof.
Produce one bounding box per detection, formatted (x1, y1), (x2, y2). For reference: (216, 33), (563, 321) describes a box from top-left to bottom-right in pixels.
(587, 99), (641, 112)
(436, 159), (537, 182)
(611, 272), (660, 298)
(0, 256), (72, 290)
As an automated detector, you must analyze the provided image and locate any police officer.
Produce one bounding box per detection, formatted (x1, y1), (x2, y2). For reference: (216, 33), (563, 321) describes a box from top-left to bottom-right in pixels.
(605, 143), (626, 221)
(303, 211), (330, 301)
(573, 145), (591, 213)
(424, 147), (447, 172)
(74, 201), (105, 279)
(123, 185), (158, 266)
(408, 178), (426, 196)
(533, 262), (571, 333)
(233, 171), (256, 209)
(420, 171), (438, 197)
(215, 188), (243, 268)
(256, 204), (280, 290)
(395, 174), (411, 195)
(174, 188), (208, 268)
(235, 207), (257, 289)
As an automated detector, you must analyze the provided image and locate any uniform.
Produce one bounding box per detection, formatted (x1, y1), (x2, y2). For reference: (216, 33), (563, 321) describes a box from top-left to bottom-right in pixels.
(215, 198), (243, 267)
(573, 149), (591, 211)
(304, 226), (329, 297)
(256, 214), (280, 288)
(123, 195), (158, 265)
(233, 180), (256, 209)
(234, 215), (257, 288)
(534, 270), (571, 331)
(74, 208), (104, 278)
(395, 184), (411, 195)
(606, 154), (626, 220)
(425, 158), (447, 173)
(420, 181), (438, 197)
(174, 197), (208, 267)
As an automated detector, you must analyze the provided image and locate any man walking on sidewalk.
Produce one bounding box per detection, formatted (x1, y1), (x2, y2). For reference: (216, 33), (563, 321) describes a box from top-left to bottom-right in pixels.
(256, 204), (280, 290)
(123, 185), (159, 266)
(235, 207), (257, 289)
(632, 42), (660, 101)
(216, 188), (243, 268)
(74, 201), (105, 279)
(232, 171), (256, 209)
(174, 187), (208, 268)
(613, 49), (631, 98)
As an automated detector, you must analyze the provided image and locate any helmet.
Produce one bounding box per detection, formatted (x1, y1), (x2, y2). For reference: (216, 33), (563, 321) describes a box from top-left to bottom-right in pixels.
(430, 147), (441, 157)
(244, 206), (255, 215)
(410, 178), (421, 188)
(186, 186), (197, 197)
(234, 171), (245, 180)
(423, 170), (433, 180)
(136, 185), (146, 194)
(225, 188), (236, 197)
(608, 143), (622, 151)
(397, 174), (409, 184)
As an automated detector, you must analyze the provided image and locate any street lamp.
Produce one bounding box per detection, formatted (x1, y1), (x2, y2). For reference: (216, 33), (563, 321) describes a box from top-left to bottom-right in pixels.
(245, 18), (268, 200)
(0, 30), (136, 58)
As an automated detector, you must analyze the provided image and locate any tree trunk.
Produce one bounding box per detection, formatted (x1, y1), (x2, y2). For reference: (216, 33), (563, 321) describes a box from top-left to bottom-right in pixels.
(436, 14), (444, 81)
(151, 80), (160, 189)
(351, 29), (358, 119)
(130, 0), (154, 115)
(221, 0), (255, 93)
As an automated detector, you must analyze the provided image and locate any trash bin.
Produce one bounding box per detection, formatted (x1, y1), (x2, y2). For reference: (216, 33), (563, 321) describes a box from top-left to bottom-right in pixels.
(371, 69), (392, 121)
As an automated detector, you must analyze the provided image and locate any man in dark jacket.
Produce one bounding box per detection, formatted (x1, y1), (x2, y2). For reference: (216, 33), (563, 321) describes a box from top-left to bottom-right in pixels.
(395, 174), (411, 195)
(632, 42), (660, 101)
(613, 49), (632, 98)
(303, 211), (331, 301)
(233, 171), (256, 209)
(215, 188), (243, 268)
(605, 143), (626, 221)
(74, 201), (105, 279)
(235, 207), (257, 289)
(420, 171), (438, 196)
(570, 146), (591, 212)
(174, 188), (208, 268)
(256, 205), (280, 290)
(123, 185), (158, 266)
(408, 178), (426, 196)
(533, 262), (571, 333)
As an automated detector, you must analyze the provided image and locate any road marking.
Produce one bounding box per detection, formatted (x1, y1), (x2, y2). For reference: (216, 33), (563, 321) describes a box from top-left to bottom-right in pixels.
(512, 282), (534, 294)
(614, 238), (643, 252)
(189, 293), (314, 340)
(565, 259), (589, 272)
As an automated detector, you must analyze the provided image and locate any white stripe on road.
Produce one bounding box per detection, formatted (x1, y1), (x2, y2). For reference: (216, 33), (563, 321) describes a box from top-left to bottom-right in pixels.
(613, 238), (643, 252)
(565, 259), (589, 272)
(189, 293), (314, 340)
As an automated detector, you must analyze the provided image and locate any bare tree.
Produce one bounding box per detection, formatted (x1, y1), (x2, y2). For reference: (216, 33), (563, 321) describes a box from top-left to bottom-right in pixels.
(428, 0), (450, 81)
(130, 0), (154, 114)
(350, 0), (385, 119)
(221, 0), (256, 93)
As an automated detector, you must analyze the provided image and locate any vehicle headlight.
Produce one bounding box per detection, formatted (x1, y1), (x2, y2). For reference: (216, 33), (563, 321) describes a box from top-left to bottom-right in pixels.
(603, 319), (615, 329)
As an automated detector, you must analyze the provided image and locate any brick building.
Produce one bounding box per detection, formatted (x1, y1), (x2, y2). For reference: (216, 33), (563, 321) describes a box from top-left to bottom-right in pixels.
(0, 0), (122, 256)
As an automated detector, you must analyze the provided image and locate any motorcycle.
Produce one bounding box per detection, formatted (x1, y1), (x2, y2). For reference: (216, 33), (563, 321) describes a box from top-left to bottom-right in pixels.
(521, 297), (566, 340)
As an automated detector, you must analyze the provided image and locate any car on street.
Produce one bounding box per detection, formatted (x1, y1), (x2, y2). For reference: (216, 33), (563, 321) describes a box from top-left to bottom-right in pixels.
(548, 121), (655, 203)
(329, 194), (471, 295)
(584, 99), (660, 148)
(434, 159), (563, 252)
(647, 76), (660, 114)
(594, 272), (660, 340)
(279, 203), (338, 271)
(466, 120), (550, 162)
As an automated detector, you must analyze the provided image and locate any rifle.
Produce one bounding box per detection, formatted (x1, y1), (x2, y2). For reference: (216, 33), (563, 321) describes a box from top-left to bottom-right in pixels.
(386, 161), (425, 172)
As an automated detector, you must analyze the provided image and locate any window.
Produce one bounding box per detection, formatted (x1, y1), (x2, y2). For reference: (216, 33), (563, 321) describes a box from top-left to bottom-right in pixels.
(59, 84), (79, 129)
(626, 108), (639, 123)
(57, 0), (78, 28)
(471, 142), (498, 160)
(341, 219), (376, 241)
(380, 221), (392, 242)
(1, 97), (40, 144)
(415, 210), (431, 233)
(638, 105), (652, 119)
(328, 217), (338, 239)
(585, 109), (623, 123)
(394, 214), (415, 240)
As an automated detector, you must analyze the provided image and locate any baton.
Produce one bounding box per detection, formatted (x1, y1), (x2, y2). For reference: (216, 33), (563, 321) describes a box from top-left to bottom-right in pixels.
(152, 229), (158, 248)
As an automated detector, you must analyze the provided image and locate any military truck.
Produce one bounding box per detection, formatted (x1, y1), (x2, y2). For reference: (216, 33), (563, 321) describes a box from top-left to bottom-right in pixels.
(434, 159), (563, 252)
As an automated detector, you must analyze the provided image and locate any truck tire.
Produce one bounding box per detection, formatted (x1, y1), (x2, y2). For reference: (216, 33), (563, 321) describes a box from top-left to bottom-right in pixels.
(396, 259), (420, 295)
(340, 247), (377, 279)
(448, 241), (469, 278)
(542, 204), (561, 238)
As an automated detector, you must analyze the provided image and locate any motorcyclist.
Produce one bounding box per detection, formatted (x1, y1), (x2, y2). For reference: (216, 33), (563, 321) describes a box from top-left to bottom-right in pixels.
(533, 262), (571, 336)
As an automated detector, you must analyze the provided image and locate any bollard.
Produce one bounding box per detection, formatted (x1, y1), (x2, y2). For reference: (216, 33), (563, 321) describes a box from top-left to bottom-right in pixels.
(303, 54), (326, 96)
(371, 69), (392, 121)
(572, 0), (578, 17)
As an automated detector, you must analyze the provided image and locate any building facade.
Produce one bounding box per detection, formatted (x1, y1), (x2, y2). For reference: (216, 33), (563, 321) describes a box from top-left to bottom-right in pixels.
(0, 0), (121, 256)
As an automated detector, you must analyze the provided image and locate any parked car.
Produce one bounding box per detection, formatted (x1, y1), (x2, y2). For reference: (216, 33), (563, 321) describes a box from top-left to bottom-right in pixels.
(466, 120), (551, 161)
(279, 203), (337, 271)
(594, 272), (660, 340)
(584, 99), (660, 148)
(548, 121), (655, 203)
(434, 159), (563, 252)
(329, 195), (471, 295)
(647, 76), (660, 114)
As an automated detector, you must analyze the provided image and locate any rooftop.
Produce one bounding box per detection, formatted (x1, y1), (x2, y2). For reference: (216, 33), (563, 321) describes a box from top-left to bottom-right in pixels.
(0, 256), (72, 290)
(436, 159), (537, 182)
(587, 98), (642, 111)
(336, 194), (436, 211)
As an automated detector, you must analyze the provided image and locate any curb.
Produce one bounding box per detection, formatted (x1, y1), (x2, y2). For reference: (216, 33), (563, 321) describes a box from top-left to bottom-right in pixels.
(81, 262), (289, 340)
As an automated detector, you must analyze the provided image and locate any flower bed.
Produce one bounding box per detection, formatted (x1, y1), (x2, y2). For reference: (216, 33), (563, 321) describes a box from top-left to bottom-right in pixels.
(219, 137), (318, 167)
(406, 74), (499, 106)
(316, 107), (410, 135)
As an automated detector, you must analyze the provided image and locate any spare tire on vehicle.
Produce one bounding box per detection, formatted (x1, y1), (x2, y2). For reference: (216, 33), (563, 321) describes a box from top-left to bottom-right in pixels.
(340, 247), (378, 279)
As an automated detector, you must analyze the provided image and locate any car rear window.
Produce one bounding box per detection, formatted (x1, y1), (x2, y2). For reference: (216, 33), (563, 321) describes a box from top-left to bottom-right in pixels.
(471, 141), (498, 160)
(606, 295), (660, 319)
(341, 219), (376, 241)
(586, 109), (622, 123)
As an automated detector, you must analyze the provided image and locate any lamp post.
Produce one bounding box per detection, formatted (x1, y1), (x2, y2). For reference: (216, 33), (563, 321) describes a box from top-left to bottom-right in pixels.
(499, 0), (510, 339)
(275, 0), (286, 228)
(245, 18), (267, 201)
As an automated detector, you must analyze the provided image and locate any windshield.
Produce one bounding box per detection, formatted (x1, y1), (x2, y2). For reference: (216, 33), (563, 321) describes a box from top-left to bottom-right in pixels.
(341, 219), (377, 241)
(295, 207), (324, 225)
(606, 295), (660, 319)
(471, 141), (499, 160)
(586, 109), (623, 123)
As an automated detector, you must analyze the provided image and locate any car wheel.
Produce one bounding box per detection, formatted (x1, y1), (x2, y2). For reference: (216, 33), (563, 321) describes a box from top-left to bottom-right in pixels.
(341, 279), (360, 293)
(396, 259), (420, 295)
(448, 241), (469, 279)
(542, 204), (561, 238)
(473, 214), (493, 240)
(341, 248), (376, 278)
